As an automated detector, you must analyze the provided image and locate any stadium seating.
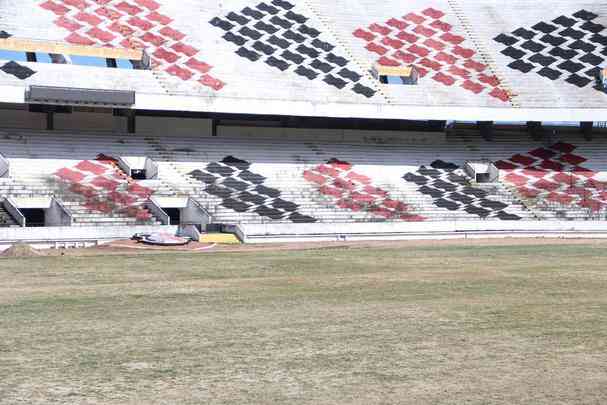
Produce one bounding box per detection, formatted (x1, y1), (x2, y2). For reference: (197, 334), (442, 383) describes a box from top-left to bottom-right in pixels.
(168, 144), (532, 224)
(0, 131), (171, 226)
(496, 142), (607, 220)
(0, 128), (606, 227)
(3, 0), (607, 123)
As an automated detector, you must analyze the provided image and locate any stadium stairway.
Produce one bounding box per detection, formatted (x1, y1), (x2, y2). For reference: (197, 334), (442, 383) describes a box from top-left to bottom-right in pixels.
(0, 198), (18, 227)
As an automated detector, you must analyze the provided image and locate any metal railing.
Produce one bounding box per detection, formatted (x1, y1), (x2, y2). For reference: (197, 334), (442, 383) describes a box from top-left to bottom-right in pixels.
(3, 197), (25, 227)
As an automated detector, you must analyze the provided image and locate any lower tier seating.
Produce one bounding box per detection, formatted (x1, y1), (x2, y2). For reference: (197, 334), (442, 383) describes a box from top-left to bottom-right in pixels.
(496, 141), (607, 220)
(1, 157), (167, 227)
(0, 128), (605, 227)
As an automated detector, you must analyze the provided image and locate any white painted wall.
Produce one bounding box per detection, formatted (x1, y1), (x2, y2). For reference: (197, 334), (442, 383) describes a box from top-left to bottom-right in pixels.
(242, 221), (607, 243)
(0, 224), (177, 244)
(121, 156), (147, 170)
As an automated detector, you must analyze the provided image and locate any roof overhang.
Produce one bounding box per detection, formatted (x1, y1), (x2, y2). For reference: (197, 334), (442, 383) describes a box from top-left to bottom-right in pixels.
(134, 92), (606, 123)
(26, 85), (135, 107)
(1, 83), (603, 122)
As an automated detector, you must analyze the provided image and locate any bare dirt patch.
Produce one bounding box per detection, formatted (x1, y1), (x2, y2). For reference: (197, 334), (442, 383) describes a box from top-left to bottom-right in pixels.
(1, 243), (43, 258)
(28, 237), (607, 258)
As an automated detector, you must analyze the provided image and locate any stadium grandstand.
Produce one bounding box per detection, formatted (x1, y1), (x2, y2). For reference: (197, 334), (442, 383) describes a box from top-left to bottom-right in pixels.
(1, 0), (607, 247)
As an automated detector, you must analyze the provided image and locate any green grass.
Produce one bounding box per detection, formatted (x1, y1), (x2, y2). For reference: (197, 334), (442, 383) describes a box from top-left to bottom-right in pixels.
(2, 243), (607, 404)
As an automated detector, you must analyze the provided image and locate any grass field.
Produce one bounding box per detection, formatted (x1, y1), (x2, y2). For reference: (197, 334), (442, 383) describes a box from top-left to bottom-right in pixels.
(2, 240), (607, 404)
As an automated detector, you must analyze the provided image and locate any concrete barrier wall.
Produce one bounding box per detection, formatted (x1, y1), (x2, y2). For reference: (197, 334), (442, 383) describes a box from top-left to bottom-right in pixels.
(219, 126), (445, 144)
(0, 109), (46, 130)
(132, 118), (447, 144)
(181, 198), (211, 227)
(0, 224), (177, 244)
(137, 116), (212, 136)
(241, 221), (607, 243)
(144, 157), (158, 179)
(46, 198), (72, 227)
(54, 112), (125, 132)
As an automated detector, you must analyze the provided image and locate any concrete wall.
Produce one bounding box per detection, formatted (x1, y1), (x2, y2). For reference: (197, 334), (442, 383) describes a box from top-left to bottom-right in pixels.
(134, 117), (444, 144)
(0, 224), (177, 245)
(144, 157), (158, 179)
(218, 126), (445, 144)
(0, 109), (46, 130)
(181, 198), (211, 226)
(136, 116), (212, 136)
(241, 221), (607, 243)
(122, 156), (147, 169)
(0, 109), (444, 143)
(45, 199), (72, 227)
(54, 111), (126, 132)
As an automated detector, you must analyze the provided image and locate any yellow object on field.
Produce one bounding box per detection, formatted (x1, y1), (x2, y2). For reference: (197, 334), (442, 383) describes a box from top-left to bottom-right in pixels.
(199, 233), (241, 244)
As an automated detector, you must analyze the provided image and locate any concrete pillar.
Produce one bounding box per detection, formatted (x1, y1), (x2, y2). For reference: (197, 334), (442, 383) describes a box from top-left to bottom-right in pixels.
(211, 119), (218, 137)
(127, 110), (136, 134)
(46, 111), (53, 131)
(477, 121), (494, 141)
(580, 121), (593, 141)
(527, 121), (543, 141)
(428, 120), (447, 131)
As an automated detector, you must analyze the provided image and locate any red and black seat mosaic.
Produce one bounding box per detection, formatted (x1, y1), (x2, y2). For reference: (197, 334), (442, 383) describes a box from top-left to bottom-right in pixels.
(39, 0), (224, 90)
(403, 160), (521, 220)
(353, 7), (510, 102)
(210, 0), (376, 98)
(303, 158), (425, 221)
(495, 10), (607, 89)
(497, 143), (607, 217)
(53, 155), (156, 221)
(0, 61), (36, 80)
(188, 156), (317, 223)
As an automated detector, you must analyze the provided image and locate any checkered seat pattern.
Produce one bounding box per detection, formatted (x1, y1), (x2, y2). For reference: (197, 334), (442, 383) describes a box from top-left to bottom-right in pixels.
(495, 9), (607, 89)
(403, 160), (522, 220)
